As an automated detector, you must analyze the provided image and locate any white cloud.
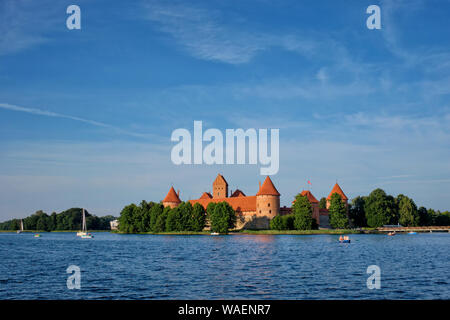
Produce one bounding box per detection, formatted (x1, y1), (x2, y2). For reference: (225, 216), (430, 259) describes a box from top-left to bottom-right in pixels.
(0, 0), (59, 55)
(0, 103), (156, 139)
(141, 1), (361, 66)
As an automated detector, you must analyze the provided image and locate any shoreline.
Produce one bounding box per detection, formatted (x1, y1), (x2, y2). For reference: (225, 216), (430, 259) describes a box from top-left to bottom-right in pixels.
(3, 229), (449, 235)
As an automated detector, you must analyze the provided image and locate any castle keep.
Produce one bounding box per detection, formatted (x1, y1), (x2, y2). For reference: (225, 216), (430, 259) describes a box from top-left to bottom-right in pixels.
(162, 174), (348, 229)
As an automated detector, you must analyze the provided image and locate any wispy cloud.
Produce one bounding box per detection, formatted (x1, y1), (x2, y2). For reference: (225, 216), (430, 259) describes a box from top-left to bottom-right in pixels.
(0, 103), (154, 139)
(142, 1), (265, 64)
(141, 1), (359, 66)
(0, 0), (60, 55)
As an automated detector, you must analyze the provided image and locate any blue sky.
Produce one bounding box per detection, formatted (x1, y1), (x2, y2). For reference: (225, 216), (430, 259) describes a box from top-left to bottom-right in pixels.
(1, 0), (450, 220)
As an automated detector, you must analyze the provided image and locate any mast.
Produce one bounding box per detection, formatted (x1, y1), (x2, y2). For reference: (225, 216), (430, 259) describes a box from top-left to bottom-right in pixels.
(82, 208), (86, 232)
(20, 219), (23, 231)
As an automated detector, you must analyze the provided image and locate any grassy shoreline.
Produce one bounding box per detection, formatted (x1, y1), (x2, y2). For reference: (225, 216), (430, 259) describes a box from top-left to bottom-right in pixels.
(235, 229), (367, 235)
(111, 229), (376, 235)
(0, 230), (110, 233)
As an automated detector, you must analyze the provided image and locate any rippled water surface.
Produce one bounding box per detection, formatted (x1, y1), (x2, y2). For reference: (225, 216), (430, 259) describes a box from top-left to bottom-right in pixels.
(0, 232), (448, 299)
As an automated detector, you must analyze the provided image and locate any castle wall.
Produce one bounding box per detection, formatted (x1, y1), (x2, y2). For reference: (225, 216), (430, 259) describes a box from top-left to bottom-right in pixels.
(311, 203), (320, 225)
(235, 212), (270, 230)
(163, 201), (179, 209)
(256, 195), (280, 219)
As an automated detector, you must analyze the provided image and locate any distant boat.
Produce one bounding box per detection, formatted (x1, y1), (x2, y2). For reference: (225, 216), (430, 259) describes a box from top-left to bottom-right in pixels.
(408, 232), (417, 235)
(76, 208), (88, 237)
(34, 234), (41, 238)
(81, 233), (93, 239)
(210, 232), (220, 236)
(17, 220), (24, 234)
(387, 231), (396, 236)
(339, 235), (351, 243)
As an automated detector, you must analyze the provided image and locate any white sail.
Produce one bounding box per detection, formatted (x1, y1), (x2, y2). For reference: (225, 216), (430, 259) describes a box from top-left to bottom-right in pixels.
(82, 208), (86, 232)
(77, 208), (88, 236)
(17, 219), (24, 234)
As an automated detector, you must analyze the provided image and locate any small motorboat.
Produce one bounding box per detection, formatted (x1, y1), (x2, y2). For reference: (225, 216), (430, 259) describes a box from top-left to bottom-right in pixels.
(81, 233), (93, 239)
(408, 232), (417, 235)
(210, 232), (220, 236)
(387, 231), (396, 236)
(339, 236), (351, 243)
(34, 234), (41, 238)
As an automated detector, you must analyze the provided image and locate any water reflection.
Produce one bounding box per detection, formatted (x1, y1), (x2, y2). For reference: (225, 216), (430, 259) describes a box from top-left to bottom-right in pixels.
(0, 232), (448, 299)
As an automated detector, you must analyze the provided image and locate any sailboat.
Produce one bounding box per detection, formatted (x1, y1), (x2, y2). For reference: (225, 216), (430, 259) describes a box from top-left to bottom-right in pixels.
(77, 208), (92, 238)
(17, 220), (24, 234)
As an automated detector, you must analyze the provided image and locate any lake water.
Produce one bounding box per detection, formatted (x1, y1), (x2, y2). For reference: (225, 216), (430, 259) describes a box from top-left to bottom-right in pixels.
(0, 232), (448, 299)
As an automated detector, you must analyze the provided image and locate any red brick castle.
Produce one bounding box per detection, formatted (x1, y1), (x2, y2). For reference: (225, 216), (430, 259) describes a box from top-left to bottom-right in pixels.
(162, 174), (348, 229)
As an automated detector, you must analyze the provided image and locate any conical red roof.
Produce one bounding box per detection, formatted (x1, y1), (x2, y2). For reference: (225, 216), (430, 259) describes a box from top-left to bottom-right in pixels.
(256, 176), (280, 196)
(300, 190), (319, 204)
(163, 186), (181, 203)
(327, 183), (348, 201)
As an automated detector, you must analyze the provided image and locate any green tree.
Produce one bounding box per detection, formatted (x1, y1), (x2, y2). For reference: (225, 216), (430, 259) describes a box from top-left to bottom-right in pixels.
(292, 194), (314, 230)
(149, 203), (164, 232)
(139, 200), (154, 232)
(118, 204), (139, 233)
(165, 207), (180, 231)
(319, 197), (327, 210)
(36, 214), (50, 231)
(397, 195), (419, 226)
(177, 202), (193, 231)
(364, 189), (397, 228)
(209, 202), (236, 234)
(270, 215), (284, 230)
(48, 212), (57, 231)
(349, 196), (366, 227)
(418, 206), (431, 226)
(270, 215), (295, 230)
(435, 211), (450, 226)
(328, 193), (349, 229)
(190, 203), (206, 231)
(154, 206), (170, 232)
(206, 202), (217, 220)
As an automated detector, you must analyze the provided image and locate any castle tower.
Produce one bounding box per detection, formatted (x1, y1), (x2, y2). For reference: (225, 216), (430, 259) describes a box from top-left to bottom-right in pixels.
(293, 190), (320, 225)
(256, 176), (280, 218)
(213, 174), (228, 198)
(162, 186), (181, 208)
(326, 183), (348, 209)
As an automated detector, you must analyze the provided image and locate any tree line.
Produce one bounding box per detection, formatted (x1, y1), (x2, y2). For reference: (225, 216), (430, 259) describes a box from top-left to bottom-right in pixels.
(270, 192), (348, 230)
(271, 188), (450, 230)
(318, 188), (450, 228)
(0, 208), (116, 231)
(118, 200), (236, 234)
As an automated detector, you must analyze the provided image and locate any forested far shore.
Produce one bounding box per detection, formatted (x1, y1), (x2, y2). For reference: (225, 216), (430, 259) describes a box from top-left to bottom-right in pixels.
(2, 188), (448, 233)
(117, 187), (449, 234)
(344, 189), (450, 228)
(0, 208), (117, 231)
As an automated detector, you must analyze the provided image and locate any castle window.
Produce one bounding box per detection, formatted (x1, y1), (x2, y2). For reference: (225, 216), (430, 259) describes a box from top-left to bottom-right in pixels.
(259, 210), (261, 213)
(268, 203), (270, 207)
(269, 210), (271, 213)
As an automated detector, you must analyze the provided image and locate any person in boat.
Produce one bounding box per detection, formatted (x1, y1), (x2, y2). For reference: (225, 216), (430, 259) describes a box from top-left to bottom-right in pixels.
(339, 235), (344, 241)
(344, 236), (349, 241)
